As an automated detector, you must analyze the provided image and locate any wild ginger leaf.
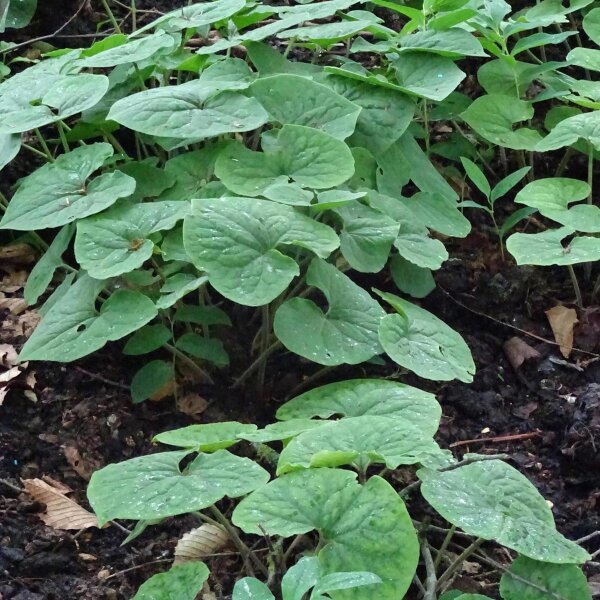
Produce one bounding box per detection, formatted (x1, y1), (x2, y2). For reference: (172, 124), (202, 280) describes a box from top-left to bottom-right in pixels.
(274, 258), (385, 365)
(0, 143), (135, 230)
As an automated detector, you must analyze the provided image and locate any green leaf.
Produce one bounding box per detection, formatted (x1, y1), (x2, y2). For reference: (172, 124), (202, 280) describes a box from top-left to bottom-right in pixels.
(499, 206), (536, 239)
(507, 227), (600, 266)
(174, 305), (231, 327)
(124, 324), (172, 356)
(277, 415), (442, 474)
(183, 197), (338, 306)
(155, 274), (208, 310)
(233, 578), (275, 600)
(75, 201), (189, 279)
(237, 419), (330, 444)
(0, 143), (136, 230)
(536, 111), (600, 151)
(2, 0), (37, 30)
(134, 0), (245, 34)
(24, 224), (74, 305)
(312, 572), (382, 596)
(0, 133), (19, 171)
(176, 332), (229, 367)
(274, 258), (385, 365)
(88, 449), (270, 526)
(337, 203), (399, 273)
(232, 470), (419, 600)
(514, 177), (591, 220)
(419, 460), (591, 563)
(325, 76), (413, 153)
(500, 556), (591, 600)
(402, 192), (471, 238)
(277, 20), (375, 45)
(154, 422), (258, 452)
(460, 157), (490, 198)
(277, 379), (441, 437)
(583, 7), (600, 46)
(131, 360), (173, 404)
(491, 166), (531, 202)
(567, 47), (600, 71)
(20, 275), (158, 362)
(398, 28), (486, 58)
(281, 556), (320, 600)
(108, 73), (266, 139)
(512, 31), (575, 56)
(132, 562), (209, 600)
(376, 291), (475, 383)
(215, 125), (355, 196)
(461, 94), (542, 151)
(394, 231), (449, 270)
(80, 31), (176, 67)
(160, 146), (222, 200)
(392, 52), (465, 101)
(0, 74), (109, 135)
(390, 255), (436, 299)
(119, 160), (176, 202)
(250, 74), (361, 140)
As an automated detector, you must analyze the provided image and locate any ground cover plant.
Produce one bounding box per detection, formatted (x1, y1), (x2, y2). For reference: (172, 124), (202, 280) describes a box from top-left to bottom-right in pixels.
(0, 0), (599, 598)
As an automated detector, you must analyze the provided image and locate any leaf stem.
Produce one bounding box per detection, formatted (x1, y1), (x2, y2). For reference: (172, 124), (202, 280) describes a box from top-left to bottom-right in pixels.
(567, 264), (584, 309)
(100, 0), (122, 33)
(163, 343), (214, 385)
(34, 129), (55, 162)
(231, 340), (281, 389)
(435, 538), (484, 593)
(433, 524), (456, 571)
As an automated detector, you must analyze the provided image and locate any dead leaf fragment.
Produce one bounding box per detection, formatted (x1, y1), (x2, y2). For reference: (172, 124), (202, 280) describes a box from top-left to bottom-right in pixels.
(0, 344), (18, 367)
(22, 478), (98, 530)
(546, 305), (578, 358)
(0, 296), (28, 315)
(64, 446), (96, 481)
(177, 393), (208, 419)
(174, 524), (229, 564)
(503, 337), (541, 371)
(0, 243), (36, 265)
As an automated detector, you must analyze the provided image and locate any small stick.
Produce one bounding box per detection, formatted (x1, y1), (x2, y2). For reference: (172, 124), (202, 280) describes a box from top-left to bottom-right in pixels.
(421, 538), (437, 600)
(450, 430), (541, 449)
(74, 367), (129, 391)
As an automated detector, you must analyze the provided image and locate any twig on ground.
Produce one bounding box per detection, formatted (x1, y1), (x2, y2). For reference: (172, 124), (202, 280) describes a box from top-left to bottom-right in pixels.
(450, 430), (542, 449)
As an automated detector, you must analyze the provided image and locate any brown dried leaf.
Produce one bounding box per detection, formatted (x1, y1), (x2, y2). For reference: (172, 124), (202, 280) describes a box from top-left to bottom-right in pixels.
(0, 244), (36, 265)
(0, 295), (28, 315)
(64, 446), (96, 481)
(0, 344), (18, 367)
(174, 524), (229, 564)
(22, 478), (98, 530)
(546, 305), (578, 358)
(503, 337), (541, 371)
(149, 378), (176, 402)
(2, 309), (40, 338)
(177, 393), (208, 418)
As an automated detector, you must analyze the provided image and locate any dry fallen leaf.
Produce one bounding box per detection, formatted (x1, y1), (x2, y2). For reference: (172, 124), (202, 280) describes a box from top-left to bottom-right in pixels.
(0, 243), (36, 265)
(64, 446), (96, 481)
(149, 378), (177, 402)
(546, 305), (578, 358)
(0, 365), (23, 406)
(177, 393), (208, 418)
(0, 343), (18, 367)
(503, 337), (541, 371)
(174, 524), (229, 564)
(22, 478), (99, 530)
(0, 296), (28, 315)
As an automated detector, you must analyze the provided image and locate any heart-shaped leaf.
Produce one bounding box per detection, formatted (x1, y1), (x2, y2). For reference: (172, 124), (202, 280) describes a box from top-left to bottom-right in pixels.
(537, 111), (600, 151)
(250, 74), (361, 139)
(274, 258), (385, 365)
(277, 415), (442, 474)
(20, 275), (158, 362)
(390, 255), (436, 299)
(337, 202), (399, 273)
(88, 449), (270, 526)
(132, 562), (209, 600)
(183, 197), (338, 306)
(232, 469), (419, 600)
(507, 227), (600, 266)
(0, 73), (109, 134)
(277, 378), (441, 436)
(75, 201), (190, 279)
(237, 419), (330, 443)
(154, 422), (258, 452)
(80, 31), (176, 67)
(419, 459), (590, 563)
(233, 578), (275, 600)
(325, 75), (414, 153)
(392, 52), (465, 101)
(215, 125), (355, 196)
(499, 556), (592, 600)
(108, 62), (266, 139)
(461, 94), (542, 150)
(377, 291), (475, 382)
(0, 143), (136, 230)
(0, 133), (20, 171)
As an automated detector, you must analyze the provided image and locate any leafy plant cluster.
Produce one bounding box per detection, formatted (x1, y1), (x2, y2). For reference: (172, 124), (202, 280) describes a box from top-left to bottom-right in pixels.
(0, 0), (598, 597)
